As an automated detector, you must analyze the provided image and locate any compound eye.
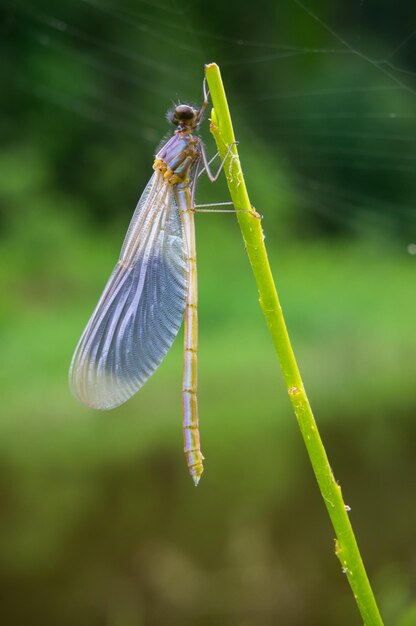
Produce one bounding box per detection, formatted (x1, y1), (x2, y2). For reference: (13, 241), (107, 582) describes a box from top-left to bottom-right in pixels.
(175, 105), (195, 121)
(167, 104), (198, 126)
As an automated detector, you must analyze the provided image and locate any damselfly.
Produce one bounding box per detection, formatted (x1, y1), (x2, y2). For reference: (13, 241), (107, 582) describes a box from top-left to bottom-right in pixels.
(69, 80), (233, 485)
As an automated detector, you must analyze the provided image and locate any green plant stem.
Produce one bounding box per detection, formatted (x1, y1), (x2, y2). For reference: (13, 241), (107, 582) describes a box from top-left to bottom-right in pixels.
(205, 62), (383, 626)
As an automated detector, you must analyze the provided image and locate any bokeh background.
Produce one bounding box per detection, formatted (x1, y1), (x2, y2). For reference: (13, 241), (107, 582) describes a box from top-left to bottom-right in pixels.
(1, 1), (415, 624)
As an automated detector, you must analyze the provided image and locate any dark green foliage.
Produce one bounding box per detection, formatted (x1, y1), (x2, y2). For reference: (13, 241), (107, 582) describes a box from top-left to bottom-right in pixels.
(0, 1), (415, 624)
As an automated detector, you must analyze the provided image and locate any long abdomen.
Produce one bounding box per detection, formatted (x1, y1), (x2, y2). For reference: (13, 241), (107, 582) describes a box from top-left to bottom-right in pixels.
(177, 187), (204, 485)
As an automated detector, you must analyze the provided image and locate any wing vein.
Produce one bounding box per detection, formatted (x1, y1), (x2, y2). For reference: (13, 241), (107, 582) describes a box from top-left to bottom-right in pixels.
(69, 172), (187, 409)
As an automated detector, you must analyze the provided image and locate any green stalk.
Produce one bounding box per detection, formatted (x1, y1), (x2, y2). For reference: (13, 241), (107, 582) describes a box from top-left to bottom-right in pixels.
(205, 62), (383, 626)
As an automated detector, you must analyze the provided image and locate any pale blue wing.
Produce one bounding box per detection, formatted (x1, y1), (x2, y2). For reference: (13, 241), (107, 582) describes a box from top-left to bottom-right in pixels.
(69, 172), (187, 409)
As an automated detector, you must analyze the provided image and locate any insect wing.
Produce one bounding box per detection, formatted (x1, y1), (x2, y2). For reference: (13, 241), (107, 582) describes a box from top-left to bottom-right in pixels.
(69, 173), (187, 409)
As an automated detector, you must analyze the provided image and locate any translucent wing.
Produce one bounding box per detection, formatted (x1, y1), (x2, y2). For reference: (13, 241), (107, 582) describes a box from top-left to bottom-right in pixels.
(69, 172), (187, 409)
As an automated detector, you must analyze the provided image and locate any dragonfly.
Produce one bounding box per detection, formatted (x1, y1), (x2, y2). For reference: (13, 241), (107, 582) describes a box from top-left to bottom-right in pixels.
(69, 80), (235, 485)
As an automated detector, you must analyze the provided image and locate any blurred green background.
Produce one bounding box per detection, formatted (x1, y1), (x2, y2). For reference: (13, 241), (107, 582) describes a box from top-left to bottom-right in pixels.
(1, 0), (415, 624)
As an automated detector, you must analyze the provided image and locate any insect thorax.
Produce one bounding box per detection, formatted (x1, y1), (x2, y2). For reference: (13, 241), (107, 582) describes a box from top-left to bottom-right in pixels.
(153, 133), (200, 186)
